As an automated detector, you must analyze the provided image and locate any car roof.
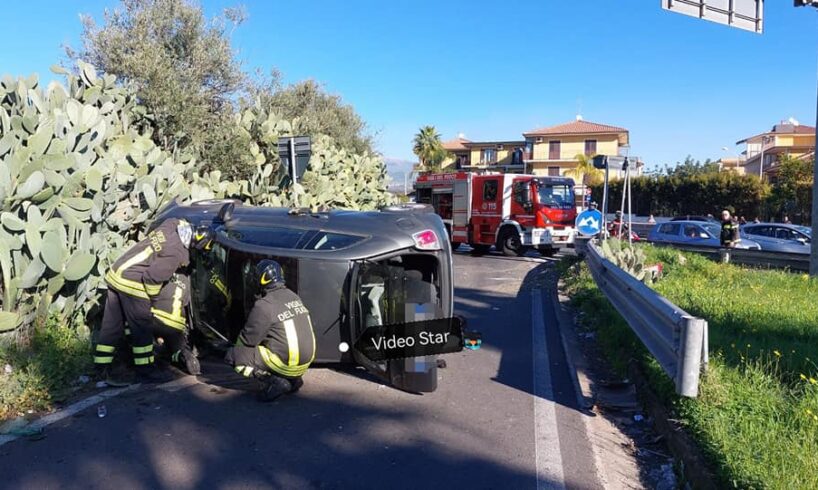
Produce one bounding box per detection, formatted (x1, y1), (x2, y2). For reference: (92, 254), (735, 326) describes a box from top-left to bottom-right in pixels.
(670, 216), (714, 222)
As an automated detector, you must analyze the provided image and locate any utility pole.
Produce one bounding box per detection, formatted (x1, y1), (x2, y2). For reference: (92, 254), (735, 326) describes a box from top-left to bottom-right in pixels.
(812, 51), (818, 274)
(793, 0), (818, 274)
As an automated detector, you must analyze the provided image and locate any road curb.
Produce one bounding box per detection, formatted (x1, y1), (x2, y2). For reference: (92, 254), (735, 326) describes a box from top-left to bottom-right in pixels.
(549, 286), (594, 410)
(628, 362), (718, 490)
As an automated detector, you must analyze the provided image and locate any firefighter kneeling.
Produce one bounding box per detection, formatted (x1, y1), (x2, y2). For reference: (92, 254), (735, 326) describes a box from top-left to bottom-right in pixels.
(227, 260), (316, 402)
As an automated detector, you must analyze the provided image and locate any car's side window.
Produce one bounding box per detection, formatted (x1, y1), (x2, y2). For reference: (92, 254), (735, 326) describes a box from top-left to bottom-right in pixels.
(775, 228), (796, 240)
(659, 223), (680, 235)
(683, 225), (700, 238)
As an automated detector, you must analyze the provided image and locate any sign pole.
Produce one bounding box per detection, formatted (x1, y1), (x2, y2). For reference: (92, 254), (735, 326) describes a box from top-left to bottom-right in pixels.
(289, 137), (299, 208)
(811, 42), (818, 275)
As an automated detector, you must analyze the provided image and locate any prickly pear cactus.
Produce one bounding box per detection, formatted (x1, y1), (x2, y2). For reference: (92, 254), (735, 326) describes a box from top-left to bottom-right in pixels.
(599, 239), (651, 284)
(0, 61), (394, 334)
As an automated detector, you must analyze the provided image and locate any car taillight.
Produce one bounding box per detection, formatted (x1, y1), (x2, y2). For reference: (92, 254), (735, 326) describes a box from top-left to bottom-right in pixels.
(412, 229), (441, 250)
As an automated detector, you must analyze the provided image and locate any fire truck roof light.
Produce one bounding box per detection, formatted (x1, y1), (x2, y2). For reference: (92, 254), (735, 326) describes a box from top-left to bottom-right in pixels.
(412, 229), (441, 250)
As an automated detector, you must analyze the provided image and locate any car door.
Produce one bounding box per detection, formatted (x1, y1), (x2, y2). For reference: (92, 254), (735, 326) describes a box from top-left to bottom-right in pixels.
(651, 222), (678, 243)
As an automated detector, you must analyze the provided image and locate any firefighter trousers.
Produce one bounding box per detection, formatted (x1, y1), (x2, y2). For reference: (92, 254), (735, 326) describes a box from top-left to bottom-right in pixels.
(94, 289), (157, 367)
(228, 344), (304, 385)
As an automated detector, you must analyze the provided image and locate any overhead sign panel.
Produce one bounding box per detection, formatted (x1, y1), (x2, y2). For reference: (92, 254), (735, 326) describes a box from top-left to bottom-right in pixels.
(661, 0), (763, 34)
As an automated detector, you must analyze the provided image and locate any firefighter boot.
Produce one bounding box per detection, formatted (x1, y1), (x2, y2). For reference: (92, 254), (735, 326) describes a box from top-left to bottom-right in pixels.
(135, 364), (175, 384)
(288, 377), (304, 394)
(172, 347), (201, 376)
(93, 364), (134, 387)
(258, 376), (292, 402)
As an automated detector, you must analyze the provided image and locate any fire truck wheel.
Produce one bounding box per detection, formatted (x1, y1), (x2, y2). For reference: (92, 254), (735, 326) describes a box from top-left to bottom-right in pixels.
(498, 227), (524, 257)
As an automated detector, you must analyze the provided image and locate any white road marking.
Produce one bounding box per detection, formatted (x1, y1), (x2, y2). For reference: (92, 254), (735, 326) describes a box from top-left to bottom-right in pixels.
(0, 384), (138, 447)
(531, 288), (566, 490)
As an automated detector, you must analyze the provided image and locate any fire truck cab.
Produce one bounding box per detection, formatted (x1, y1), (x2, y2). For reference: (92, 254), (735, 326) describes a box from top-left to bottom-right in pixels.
(415, 172), (576, 256)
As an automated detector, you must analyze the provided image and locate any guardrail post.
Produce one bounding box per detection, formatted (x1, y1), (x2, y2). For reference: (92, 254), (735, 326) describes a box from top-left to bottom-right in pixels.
(676, 316), (705, 397)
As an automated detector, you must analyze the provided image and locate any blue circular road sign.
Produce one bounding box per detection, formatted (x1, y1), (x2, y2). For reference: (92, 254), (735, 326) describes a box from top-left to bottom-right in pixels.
(576, 209), (603, 236)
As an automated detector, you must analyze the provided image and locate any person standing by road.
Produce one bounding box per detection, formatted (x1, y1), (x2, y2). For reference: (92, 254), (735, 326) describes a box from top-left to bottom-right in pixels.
(720, 210), (739, 248)
(94, 218), (193, 384)
(227, 260), (316, 402)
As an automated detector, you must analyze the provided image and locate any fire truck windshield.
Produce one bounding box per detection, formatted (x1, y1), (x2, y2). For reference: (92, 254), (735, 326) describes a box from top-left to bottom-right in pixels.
(537, 184), (573, 208)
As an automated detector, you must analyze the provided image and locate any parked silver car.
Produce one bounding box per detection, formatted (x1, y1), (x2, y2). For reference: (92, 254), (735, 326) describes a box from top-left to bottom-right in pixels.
(648, 220), (761, 249)
(740, 223), (811, 254)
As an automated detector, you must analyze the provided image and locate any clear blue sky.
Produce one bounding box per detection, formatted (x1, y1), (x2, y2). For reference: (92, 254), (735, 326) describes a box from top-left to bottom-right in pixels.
(2, 1), (817, 171)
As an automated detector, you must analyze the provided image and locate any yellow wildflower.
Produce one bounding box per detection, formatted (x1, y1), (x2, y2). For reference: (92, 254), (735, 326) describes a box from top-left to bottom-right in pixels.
(808, 409), (814, 415)
(811, 378), (817, 385)
(773, 350), (781, 357)
(801, 374), (808, 381)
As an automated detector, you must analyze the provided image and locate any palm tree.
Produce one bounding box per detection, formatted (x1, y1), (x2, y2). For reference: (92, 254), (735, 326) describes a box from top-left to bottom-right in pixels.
(413, 126), (447, 172)
(565, 153), (603, 186)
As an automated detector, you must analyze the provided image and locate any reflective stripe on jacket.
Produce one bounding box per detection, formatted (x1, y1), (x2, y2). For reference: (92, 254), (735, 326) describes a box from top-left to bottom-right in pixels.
(239, 286), (316, 378)
(150, 274), (191, 331)
(105, 218), (190, 299)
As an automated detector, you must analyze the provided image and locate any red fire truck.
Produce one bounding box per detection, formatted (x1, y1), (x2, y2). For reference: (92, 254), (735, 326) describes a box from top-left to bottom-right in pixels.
(414, 172), (577, 256)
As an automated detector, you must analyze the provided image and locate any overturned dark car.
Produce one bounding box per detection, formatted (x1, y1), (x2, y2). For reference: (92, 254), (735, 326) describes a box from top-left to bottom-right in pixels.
(153, 199), (456, 392)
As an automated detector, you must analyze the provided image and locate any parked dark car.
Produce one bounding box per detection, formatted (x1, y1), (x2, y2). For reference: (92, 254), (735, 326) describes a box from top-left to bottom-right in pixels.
(740, 223), (811, 254)
(153, 199), (454, 393)
(648, 220), (760, 249)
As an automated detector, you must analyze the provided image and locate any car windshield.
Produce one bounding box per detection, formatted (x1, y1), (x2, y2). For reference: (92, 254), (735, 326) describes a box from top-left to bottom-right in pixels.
(701, 223), (720, 237)
(796, 226), (811, 237)
(538, 184), (573, 208)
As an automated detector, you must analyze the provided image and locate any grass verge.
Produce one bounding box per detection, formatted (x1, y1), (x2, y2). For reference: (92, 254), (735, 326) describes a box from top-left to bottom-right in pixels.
(562, 245), (818, 489)
(0, 317), (91, 421)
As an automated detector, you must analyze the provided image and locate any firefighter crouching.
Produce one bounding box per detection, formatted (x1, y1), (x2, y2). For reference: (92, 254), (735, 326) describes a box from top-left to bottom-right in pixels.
(94, 218), (193, 384)
(226, 260), (316, 402)
(150, 273), (201, 376)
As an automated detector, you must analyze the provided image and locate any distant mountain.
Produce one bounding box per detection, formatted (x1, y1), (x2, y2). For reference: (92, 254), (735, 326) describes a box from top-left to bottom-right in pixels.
(383, 157), (417, 193)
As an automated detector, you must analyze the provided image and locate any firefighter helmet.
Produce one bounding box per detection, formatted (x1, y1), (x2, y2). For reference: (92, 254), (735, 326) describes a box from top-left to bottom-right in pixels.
(256, 260), (285, 289)
(192, 226), (214, 251)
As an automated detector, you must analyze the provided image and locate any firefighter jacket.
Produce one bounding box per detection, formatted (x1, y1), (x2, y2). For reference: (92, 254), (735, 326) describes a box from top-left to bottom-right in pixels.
(150, 273), (191, 331)
(720, 219), (739, 247)
(238, 285), (316, 378)
(105, 218), (190, 300)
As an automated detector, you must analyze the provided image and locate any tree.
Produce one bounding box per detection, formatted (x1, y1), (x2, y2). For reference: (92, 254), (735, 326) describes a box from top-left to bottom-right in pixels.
(412, 126), (447, 172)
(564, 153), (603, 186)
(252, 79), (375, 155)
(769, 155), (813, 223)
(68, 0), (248, 172)
(661, 156), (721, 177)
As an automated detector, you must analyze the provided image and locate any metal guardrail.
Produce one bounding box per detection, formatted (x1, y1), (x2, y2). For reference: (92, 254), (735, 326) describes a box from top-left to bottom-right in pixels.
(585, 240), (708, 397)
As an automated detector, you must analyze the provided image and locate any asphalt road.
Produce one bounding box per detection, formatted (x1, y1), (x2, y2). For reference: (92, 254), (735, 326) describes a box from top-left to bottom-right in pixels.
(0, 250), (605, 490)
